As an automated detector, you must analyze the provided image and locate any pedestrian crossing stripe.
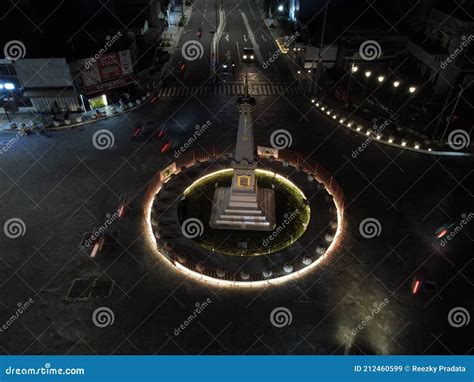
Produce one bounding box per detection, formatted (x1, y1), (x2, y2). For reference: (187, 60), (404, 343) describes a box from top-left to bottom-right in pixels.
(157, 83), (304, 98)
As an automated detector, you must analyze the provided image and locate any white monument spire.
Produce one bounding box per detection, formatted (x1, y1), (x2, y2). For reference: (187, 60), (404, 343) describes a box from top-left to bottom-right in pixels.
(210, 75), (276, 231)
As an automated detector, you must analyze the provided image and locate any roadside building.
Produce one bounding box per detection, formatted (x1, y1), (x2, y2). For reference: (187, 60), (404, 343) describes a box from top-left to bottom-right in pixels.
(14, 59), (80, 114)
(407, 6), (474, 94)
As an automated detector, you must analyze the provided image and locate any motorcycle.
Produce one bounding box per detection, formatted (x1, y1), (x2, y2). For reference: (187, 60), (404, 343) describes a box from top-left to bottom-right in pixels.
(197, 28), (202, 38)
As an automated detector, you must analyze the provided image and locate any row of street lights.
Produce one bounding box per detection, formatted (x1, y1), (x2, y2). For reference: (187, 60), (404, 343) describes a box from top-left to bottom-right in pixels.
(348, 64), (417, 109)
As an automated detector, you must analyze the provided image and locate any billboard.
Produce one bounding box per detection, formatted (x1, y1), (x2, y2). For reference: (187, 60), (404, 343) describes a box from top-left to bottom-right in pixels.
(70, 50), (135, 95)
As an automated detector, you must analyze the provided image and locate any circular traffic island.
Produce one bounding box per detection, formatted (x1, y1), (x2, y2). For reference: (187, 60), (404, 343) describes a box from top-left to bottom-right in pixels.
(144, 148), (345, 287)
(179, 169), (311, 256)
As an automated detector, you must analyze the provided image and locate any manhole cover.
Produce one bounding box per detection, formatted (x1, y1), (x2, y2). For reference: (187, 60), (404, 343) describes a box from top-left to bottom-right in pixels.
(67, 279), (114, 299)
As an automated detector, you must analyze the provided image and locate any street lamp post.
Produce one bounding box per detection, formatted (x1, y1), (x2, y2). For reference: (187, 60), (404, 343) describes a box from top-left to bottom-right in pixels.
(389, 80), (400, 109)
(345, 60), (357, 105)
(363, 70), (372, 98)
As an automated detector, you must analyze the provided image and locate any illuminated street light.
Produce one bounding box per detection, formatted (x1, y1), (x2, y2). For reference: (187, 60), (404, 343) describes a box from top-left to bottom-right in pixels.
(278, 5), (284, 12)
(393, 81), (400, 88)
(377, 75), (385, 82)
(409, 86), (416, 93)
(365, 71), (372, 78)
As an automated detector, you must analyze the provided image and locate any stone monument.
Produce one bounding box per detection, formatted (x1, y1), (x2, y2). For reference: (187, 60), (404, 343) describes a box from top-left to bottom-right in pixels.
(210, 75), (276, 231)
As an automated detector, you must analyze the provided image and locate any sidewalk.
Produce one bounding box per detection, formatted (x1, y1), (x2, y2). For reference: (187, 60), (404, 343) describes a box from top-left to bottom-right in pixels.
(0, 95), (151, 133)
(0, 6), (195, 134)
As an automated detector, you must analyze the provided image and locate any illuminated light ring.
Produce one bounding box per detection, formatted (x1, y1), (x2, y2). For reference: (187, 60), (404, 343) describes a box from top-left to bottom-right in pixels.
(143, 153), (345, 288)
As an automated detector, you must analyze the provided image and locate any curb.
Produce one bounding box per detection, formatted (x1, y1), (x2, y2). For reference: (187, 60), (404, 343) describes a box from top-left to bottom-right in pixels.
(0, 97), (151, 134)
(309, 98), (473, 157)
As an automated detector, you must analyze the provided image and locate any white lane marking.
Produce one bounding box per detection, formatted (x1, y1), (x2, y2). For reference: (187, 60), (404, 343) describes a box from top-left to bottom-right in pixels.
(225, 33), (229, 42)
(247, 0), (257, 20)
(261, 34), (267, 42)
(240, 11), (263, 64)
(236, 40), (242, 64)
(243, 34), (248, 43)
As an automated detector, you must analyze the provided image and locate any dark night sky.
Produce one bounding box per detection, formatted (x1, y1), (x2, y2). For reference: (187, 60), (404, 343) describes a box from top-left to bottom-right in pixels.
(1, 0), (471, 60)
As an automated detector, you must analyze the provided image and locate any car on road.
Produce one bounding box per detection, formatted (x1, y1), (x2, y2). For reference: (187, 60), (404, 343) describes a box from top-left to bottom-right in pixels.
(131, 120), (167, 143)
(242, 47), (256, 63)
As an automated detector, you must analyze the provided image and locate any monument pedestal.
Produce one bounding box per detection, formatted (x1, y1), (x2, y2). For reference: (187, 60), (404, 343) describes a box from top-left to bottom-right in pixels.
(210, 182), (276, 231)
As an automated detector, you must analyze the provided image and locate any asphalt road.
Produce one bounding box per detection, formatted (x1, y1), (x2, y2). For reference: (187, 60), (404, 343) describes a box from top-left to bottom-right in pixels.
(0, 0), (472, 356)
